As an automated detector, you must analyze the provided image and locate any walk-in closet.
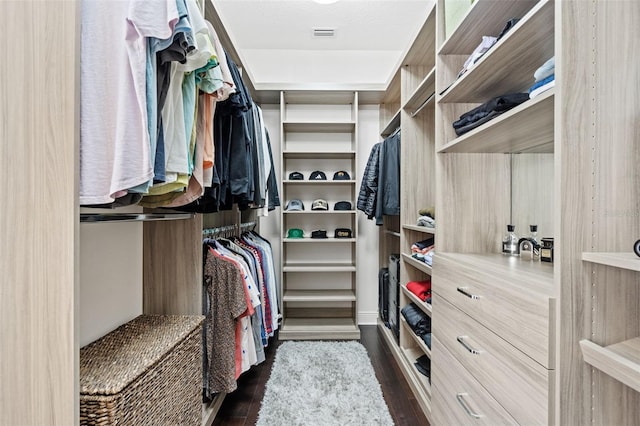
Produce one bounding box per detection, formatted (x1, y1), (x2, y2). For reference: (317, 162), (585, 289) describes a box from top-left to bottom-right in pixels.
(3, 0), (640, 425)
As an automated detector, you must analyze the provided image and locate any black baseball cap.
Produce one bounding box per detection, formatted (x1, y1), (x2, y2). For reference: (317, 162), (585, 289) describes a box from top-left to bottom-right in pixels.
(333, 171), (351, 180)
(309, 171), (327, 180)
(311, 230), (328, 239)
(289, 171), (304, 180)
(334, 228), (353, 238)
(334, 201), (352, 211)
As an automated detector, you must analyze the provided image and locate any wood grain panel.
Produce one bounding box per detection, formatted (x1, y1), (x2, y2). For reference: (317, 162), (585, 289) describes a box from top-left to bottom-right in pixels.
(434, 294), (552, 425)
(436, 153), (510, 253)
(434, 253), (554, 368)
(431, 337), (518, 426)
(0, 1), (78, 425)
(143, 216), (203, 315)
(558, 1), (640, 425)
(511, 153), (555, 240)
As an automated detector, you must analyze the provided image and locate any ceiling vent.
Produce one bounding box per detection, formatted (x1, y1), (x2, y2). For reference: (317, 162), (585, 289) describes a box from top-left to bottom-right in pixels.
(313, 28), (336, 38)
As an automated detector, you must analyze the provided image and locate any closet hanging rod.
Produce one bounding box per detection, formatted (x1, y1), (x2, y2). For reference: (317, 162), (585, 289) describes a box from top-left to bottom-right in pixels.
(80, 212), (194, 223)
(409, 92), (436, 118)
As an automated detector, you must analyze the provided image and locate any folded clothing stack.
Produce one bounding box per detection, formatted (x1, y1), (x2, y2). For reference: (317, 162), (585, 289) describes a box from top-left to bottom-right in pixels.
(452, 92), (530, 136)
(529, 57), (555, 99)
(411, 237), (435, 267)
(401, 303), (431, 335)
(406, 279), (431, 302)
(414, 355), (431, 382)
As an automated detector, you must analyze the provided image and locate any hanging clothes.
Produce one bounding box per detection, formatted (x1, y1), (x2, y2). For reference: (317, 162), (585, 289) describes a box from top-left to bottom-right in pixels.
(202, 230), (279, 399)
(79, 0), (279, 212)
(357, 130), (401, 225)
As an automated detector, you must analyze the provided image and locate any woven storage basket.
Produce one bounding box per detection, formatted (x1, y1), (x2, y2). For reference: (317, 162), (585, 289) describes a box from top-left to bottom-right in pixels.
(80, 315), (204, 426)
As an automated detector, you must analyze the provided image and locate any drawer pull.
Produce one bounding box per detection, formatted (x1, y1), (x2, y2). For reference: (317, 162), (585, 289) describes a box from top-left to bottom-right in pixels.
(456, 393), (482, 419)
(457, 336), (482, 355)
(457, 287), (481, 300)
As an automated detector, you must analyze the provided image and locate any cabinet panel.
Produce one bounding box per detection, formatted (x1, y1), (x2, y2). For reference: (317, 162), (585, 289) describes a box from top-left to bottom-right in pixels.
(432, 336), (518, 426)
(434, 294), (552, 425)
(434, 253), (555, 368)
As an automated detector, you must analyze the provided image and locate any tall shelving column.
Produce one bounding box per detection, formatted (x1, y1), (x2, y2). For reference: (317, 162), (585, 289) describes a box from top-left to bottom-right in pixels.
(432, 0), (556, 424)
(279, 91), (360, 340)
(558, 1), (640, 425)
(376, 3), (437, 422)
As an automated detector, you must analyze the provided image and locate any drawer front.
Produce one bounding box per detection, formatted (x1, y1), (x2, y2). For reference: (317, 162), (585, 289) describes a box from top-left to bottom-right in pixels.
(434, 293), (552, 425)
(432, 336), (518, 426)
(433, 256), (553, 367)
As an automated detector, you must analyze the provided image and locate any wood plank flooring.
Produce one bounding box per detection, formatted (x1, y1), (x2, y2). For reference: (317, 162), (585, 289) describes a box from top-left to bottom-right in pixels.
(212, 325), (429, 426)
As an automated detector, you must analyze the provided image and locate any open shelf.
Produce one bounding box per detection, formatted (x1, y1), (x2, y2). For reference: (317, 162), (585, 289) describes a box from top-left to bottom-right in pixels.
(580, 338), (640, 394)
(283, 290), (356, 303)
(402, 346), (432, 397)
(283, 151), (355, 159)
(438, 89), (554, 153)
(403, 67), (436, 115)
(582, 252), (640, 272)
(283, 180), (356, 185)
(380, 108), (401, 137)
(385, 230), (401, 238)
(283, 237), (356, 243)
(402, 253), (433, 276)
(439, 0), (554, 103)
(378, 321), (432, 417)
(283, 263), (356, 272)
(279, 318), (360, 340)
(283, 210), (356, 215)
(283, 121), (355, 133)
(439, 0), (540, 55)
(401, 284), (432, 317)
(403, 224), (436, 234)
(401, 317), (431, 359)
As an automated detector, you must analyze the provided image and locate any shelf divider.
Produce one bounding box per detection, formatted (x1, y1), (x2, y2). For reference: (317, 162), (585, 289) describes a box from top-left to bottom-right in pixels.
(580, 338), (640, 393)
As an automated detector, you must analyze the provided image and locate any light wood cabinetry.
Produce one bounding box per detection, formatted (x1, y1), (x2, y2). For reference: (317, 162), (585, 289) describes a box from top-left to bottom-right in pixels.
(376, 3), (437, 422)
(433, 0), (557, 424)
(434, 0), (640, 425)
(279, 91), (360, 340)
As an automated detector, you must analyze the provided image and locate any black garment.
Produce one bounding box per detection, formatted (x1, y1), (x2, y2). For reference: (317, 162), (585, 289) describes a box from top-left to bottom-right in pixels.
(452, 92), (529, 136)
(413, 237), (435, 250)
(401, 303), (431, 335)
(357, 142), (381, 219)
(265, 129), (280, 211)
(414, 355), (431, 380)
(375, 131), (401, 225)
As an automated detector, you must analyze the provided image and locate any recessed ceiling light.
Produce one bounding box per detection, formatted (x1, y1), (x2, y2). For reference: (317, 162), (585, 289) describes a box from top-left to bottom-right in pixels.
(313, 0), (340, 4)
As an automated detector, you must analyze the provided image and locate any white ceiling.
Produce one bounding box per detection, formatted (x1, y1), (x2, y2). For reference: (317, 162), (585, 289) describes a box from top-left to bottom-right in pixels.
(211, 0), (436, 92)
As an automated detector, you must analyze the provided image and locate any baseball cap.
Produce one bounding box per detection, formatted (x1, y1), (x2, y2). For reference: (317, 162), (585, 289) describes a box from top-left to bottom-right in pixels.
(285, 199), (305, 211)
(311, 199), (329, 211)
(288, 171), (304, 180)
(334, 201), (352, 211)
(333, 171), (351, 180)
(311, 230), (328, 239)
(309, 171), (327, 180)
(334, 228), (353, 238)
(287, 228), (304, 238)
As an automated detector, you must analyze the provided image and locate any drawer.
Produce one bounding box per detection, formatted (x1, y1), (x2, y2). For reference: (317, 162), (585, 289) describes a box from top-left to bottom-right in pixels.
(433, 293), (552, 425)
(432, 336), (518, 426)
(433, 253), (555, 368)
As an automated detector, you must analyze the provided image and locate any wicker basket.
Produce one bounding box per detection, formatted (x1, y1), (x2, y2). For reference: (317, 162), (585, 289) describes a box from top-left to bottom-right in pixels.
(80, 315), (204, 426)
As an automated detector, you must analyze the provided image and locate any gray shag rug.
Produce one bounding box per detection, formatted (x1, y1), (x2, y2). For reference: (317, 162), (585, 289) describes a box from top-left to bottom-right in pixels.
(256, 341), (394, 426)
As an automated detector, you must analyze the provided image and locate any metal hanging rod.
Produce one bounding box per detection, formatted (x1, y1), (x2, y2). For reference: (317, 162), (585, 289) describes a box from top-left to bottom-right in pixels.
(202, 221), (257, 239)
(80, 212), (194, 223)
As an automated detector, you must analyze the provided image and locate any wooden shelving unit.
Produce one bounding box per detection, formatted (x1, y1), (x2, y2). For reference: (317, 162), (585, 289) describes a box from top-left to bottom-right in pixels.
(279, 91), (360, 341)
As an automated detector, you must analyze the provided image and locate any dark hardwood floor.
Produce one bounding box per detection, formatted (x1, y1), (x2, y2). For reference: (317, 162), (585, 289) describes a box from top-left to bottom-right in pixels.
(212, 325), (429, 426)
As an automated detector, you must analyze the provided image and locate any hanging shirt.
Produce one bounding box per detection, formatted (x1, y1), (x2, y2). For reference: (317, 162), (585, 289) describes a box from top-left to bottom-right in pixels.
(80, 0), (178, 205)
